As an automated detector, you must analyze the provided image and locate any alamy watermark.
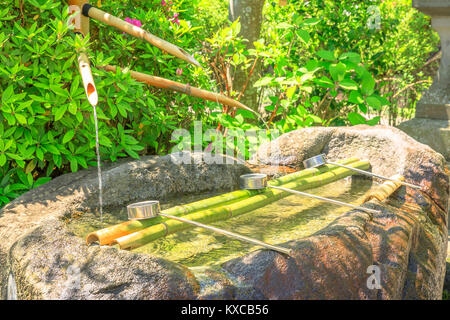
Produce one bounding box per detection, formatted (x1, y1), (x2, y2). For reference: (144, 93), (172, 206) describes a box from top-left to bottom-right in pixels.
(169, 121), (282, 165)
(366, 264), (382, 290)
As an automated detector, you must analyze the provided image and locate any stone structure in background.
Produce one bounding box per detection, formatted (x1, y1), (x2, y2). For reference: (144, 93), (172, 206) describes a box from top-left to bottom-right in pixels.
(399, 0), (450, 160)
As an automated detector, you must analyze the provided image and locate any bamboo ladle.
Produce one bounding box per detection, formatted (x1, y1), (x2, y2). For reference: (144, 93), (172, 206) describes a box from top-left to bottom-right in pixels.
(240, 173), (381, 214)
(303, 154), (422, 190)
(80, 4), (200, 67)
(126, 200), (292, 255)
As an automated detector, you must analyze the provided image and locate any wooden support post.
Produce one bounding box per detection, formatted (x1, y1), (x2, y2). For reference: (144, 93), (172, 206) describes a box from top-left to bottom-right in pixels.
(68, 0), (90, 36)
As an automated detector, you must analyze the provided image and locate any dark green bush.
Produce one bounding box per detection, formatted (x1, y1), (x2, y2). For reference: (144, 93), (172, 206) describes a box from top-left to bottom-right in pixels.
(0, 0), (220, 206)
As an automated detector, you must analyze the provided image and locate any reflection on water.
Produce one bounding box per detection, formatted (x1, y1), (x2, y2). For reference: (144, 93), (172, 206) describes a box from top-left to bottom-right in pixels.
(66, 177), (376, 268)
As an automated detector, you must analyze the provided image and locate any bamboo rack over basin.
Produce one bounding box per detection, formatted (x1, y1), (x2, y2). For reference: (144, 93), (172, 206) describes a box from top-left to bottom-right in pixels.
(112, 160), (371, 250)
(87, 157), (360, 245)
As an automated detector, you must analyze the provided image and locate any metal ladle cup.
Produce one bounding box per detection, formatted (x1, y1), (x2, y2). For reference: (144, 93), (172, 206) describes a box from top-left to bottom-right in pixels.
(239, 173), (380, 215)
(303, 154), (422, 190)
(126, 201), (291, 255)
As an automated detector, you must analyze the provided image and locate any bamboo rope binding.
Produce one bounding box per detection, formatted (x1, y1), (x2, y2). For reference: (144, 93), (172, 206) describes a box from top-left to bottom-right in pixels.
(112, 160), (371, 250)
(81, 4), (200, 66)
(99, 65), (258, 115)
(86, 158), (360, 245)
(363, 174), (405, 202)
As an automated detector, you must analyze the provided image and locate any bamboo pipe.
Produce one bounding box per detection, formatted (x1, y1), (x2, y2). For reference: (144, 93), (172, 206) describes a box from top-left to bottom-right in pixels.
(78, 52), (98, 106)
(81, 4), (200, 67)
(99, 65), (258, 115)
(113, 160), (371, 249)
(86, 158), (360, 245)
(363, 174), (405, 202)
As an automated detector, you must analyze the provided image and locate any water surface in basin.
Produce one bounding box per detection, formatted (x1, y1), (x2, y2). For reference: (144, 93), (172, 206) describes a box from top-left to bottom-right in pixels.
(66, 177), (376, 268)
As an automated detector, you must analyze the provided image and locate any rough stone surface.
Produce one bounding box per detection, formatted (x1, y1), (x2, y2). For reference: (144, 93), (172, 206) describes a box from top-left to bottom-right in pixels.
(398, 118), (450, 161)
(0, 153), (250, 299)
(0, 126), (448, 300)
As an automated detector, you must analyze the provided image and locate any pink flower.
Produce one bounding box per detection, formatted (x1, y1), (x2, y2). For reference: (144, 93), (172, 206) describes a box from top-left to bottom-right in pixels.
(131, 19), (142, 27)
(176, 68), (183, 75)
(161, 0), (166, 6)
(123, 17), (142, 34)
(172, 12), (179, 19)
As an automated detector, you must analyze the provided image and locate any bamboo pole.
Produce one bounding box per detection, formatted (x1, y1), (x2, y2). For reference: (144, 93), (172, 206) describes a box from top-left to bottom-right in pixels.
(78, 52), (98, 106)
(113, 160), (371, 249)
(99, 65), (258, 115)
(363, 174), (405, 202)
(69, 0), (90, 36)
(81, 4), (200, 67)
(86, 158), (360, 245)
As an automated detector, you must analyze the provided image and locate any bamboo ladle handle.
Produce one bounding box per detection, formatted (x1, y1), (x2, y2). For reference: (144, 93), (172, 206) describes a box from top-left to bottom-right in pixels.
(159, 213), (292, 255)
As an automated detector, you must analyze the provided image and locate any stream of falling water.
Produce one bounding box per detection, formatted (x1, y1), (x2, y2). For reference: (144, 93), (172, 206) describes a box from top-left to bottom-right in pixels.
(92, 105), (103, 221)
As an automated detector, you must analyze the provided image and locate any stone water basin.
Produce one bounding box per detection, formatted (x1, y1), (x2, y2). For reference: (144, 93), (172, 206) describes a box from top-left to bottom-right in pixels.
(1, 125), (448, 300)
(66, 178), (375, 268)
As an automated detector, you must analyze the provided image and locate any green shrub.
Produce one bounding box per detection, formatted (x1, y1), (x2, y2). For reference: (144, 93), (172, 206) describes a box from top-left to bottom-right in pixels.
(0, 0), (220, 206)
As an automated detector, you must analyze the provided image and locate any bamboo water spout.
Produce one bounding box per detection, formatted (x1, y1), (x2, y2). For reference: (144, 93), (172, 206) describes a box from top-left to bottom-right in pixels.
(80, 4), (201, 67)
(99, 65), (258, 115)
(78, 52), (98, 106)
(86, 157), (360, 245)
(112, 160), (371, 250)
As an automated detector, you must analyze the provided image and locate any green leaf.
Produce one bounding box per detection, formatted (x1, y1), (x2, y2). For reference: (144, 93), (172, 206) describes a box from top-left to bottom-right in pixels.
(62, 129), (75, 144)
(339, 79), (358, 90)
(286, 86), (297, 99)
(297, 29), (311, 44)
(329, 63), (346, 82)
(1, 85), (14, 104)
(315, 76), (334, 88)
(339, 52), (361, 64)
(276, 22), (293, 29)
(303, 18), (321, 26)
(361, 74), (375, 96)
(366, 116), (381, 125)
(348, 91), (364, 104)
(54, 105), (67, 121)
(6, 152), (22, 160)
(43, 144), (60, 155)
(254, 77), (273, 87)
(68, 101), (77, 115)
(366, 95), (382, 110)
(36, 148), (44, 161)
(347, 112), (366, 125)
(50, 84), (69, 98)
(15, 113), (27, 125)
(33, 177), (51, 188)
(317, 50), (336, 61)
(70, 158), (78, 172)
(0, 153), (6, 166)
